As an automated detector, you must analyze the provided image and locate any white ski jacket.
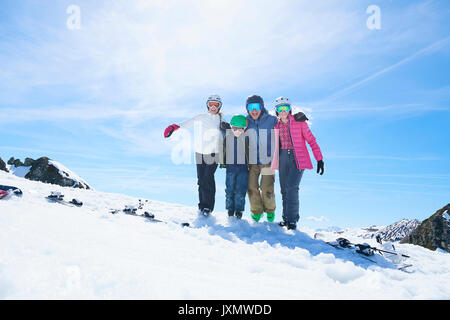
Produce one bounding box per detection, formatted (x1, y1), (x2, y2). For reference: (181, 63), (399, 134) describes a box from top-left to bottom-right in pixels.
(180, 112), (222, 155)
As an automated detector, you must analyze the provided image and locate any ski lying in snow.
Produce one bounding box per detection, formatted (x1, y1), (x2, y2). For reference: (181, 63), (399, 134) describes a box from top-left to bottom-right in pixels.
(110, 205), (190, 227)
(118, 206), (164, 223)
(334, 237), (410, 258)
(46, 192), (83, 207)
(0, 185), (23, 198)
(326, 238), (412, 271)
(326, 240), (377, 263)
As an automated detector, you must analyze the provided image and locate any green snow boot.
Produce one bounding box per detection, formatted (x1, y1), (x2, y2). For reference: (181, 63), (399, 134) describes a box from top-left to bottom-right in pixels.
(266, 212), (275, 223)
(251, 213), (263, 222)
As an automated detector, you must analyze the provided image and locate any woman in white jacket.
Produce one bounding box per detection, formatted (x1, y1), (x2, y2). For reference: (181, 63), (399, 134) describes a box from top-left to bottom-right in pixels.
(164, 94), (224, 217)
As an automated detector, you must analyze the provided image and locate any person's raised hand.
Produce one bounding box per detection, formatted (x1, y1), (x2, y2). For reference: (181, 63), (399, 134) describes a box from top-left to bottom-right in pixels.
(164, 124), (180, 138)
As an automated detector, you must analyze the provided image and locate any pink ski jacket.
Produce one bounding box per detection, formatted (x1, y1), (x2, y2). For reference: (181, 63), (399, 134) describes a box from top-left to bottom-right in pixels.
(271, 114), (323, 171)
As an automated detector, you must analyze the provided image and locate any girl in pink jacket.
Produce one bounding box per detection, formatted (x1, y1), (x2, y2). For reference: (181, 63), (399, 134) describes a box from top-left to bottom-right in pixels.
(270, 97), (324, 230)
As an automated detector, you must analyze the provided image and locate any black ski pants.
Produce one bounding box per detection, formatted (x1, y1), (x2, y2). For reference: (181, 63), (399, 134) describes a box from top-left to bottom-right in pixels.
(279, 149), (305, 224)
(195, 153), (218, 212)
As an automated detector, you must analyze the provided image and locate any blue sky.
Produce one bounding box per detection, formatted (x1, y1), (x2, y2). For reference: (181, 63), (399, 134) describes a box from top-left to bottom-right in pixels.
(0, 0), (449, 228)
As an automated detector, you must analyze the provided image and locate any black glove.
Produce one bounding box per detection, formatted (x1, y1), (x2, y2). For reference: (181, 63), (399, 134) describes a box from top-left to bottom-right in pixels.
(293, 112), (309, 122)
(317, 160), (324, 175)
(220, 121), (231, 131)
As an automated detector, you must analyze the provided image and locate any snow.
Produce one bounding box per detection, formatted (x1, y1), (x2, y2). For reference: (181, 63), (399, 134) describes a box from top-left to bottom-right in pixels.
(7, 165), (31, 178)
(0, 171), (449, 299)
(443, 211), (450, 223)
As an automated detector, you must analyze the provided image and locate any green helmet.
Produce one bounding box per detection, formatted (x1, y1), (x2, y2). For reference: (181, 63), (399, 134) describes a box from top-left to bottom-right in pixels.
(230, 115), (247, 128)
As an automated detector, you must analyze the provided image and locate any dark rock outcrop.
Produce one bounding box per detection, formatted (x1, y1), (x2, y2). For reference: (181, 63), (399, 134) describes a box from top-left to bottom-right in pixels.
(0, 157), (8, 172)
(24, 157), (36, 167)
(8, 156), (90, 189)
(8, 157), (24, 167)
(400, 204), (450, 252)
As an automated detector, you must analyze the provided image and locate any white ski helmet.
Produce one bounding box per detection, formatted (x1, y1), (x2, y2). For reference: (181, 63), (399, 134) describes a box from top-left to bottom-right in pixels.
(206, 94), (222, 110)
(274, 96), (291, 109)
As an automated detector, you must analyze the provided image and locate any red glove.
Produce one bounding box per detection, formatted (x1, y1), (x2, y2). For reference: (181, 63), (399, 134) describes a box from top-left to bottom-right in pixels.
(164, 124), (180, 138)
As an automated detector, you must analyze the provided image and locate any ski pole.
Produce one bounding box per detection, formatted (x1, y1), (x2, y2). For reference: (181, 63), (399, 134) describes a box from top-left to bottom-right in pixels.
(338, 238), (410, 258)
(372, 247), (410, 258)
(352, 242), (410, 258)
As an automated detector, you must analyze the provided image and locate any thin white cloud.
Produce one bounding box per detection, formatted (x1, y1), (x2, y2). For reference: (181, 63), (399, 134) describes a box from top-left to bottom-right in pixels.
(319, 36), (450, 103)
(347, 173), (450, 180)
(307, 216), (330, 222)
(0, 146), (107, 160)
(326, 154), (443, 161)
(309, 103), (448, 114)
(0, 103), (196, 124)
(319, 178), (450, 190)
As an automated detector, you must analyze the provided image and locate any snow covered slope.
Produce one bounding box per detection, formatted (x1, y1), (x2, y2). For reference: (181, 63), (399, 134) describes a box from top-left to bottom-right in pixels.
(1, 171), (449, 299)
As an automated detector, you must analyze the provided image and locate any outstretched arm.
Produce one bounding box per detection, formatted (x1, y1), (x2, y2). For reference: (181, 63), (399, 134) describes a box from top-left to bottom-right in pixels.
(164, 114), (204, 138)
(179, 114), (203, 129)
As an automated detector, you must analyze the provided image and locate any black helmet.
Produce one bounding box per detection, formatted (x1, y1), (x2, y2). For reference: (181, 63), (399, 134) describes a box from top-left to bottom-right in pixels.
(246, 95), (264, 109)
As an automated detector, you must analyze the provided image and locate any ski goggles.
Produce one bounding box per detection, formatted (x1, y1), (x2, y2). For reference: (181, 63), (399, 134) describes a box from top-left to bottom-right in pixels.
(276, 104), (291, 113)
(247, 103), (262, 112)
(207, 101), (221, 109)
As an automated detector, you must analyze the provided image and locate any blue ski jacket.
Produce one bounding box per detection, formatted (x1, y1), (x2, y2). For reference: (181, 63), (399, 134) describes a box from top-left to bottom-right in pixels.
(246, 108), (278, 165)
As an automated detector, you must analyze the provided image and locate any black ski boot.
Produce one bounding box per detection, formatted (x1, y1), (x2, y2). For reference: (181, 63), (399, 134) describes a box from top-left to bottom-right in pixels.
(235, 211), (243, 219)
(228, 210), (234, 217)
(201, 208), (212, 217)
(287, 222), (297, 230)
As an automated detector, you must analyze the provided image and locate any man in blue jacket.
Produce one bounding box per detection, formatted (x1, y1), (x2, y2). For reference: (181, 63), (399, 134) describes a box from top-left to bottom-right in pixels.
(245, 95), (278, 222)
